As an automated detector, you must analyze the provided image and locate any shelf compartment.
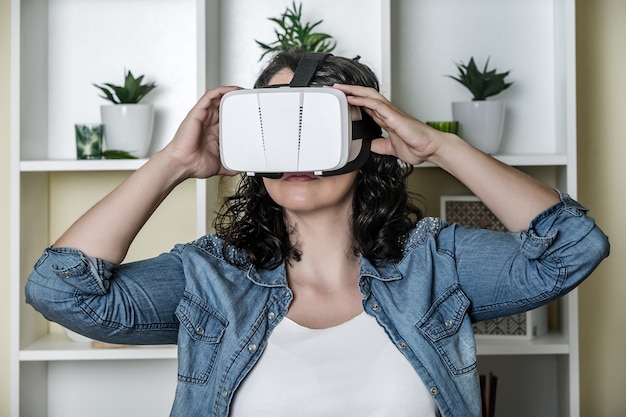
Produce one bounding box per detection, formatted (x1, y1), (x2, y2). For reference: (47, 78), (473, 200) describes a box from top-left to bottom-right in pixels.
(391, 0), (575, 158)
(18, 0), (200, 161)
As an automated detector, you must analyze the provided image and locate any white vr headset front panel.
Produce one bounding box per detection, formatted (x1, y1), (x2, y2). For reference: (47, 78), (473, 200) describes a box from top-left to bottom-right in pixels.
(220, 87), (351, 175)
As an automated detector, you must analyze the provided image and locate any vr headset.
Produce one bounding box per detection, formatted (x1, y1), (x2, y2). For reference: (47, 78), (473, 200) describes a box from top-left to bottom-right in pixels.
(219, 53), (381, 178)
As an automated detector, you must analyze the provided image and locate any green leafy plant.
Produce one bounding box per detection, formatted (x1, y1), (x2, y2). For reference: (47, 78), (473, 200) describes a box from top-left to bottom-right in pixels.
(94, 70), (157, 104)
(447, 57), (513, 101)
(102, 150), (138, 159)
(255, 1), (336, 60)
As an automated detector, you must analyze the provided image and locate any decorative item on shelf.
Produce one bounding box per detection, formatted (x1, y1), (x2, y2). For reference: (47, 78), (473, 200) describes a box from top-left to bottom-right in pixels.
(480, 373), (498, 417)
(94, 70), (157, 158)
(440, 195), (549, 341)
(255, 1), (336, 60)
(426, 121), (459, 134)
(447, 57), (513, 154)
(74, 123), (103, 159)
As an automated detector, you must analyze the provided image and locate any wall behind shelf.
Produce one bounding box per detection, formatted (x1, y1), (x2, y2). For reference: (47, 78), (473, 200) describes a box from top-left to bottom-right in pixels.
(408, 166), (560, 218)
(47, 173), (198, 262)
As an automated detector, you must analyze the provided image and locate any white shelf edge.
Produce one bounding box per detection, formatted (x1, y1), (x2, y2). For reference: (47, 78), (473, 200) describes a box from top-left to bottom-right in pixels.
(20, 159), (149, 172)
(20, 333), (177, 361)
(416, 153), (569, 168)
(20, 153), (568, 173)
(21, 330), (568, 361)
(477, 332), (569, 356)
(495, 153), (569, 166)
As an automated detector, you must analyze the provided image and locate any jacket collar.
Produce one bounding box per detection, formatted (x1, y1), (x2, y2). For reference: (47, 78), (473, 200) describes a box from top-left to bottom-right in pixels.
(245, 255), (402, 288)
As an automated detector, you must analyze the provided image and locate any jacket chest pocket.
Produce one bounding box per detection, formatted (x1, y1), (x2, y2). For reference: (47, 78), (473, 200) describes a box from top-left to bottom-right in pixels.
(417, 285), (476, 376)
(175, 294), (228, 384)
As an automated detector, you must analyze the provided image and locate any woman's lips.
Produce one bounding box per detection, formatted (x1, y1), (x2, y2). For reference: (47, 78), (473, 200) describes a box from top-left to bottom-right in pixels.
(282, 172), (318, 182)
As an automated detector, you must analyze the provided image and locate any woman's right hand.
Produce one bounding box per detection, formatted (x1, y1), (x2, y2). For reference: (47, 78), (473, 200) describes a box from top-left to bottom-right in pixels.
(162, 85), (243, 180)
(52, 86), (243, 263)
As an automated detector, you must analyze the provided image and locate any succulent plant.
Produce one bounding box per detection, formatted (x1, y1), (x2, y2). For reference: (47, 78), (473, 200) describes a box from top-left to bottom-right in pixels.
(255, 1), (336, 60)
(447, 57), (513, 101)
(94, 70), (157, 104)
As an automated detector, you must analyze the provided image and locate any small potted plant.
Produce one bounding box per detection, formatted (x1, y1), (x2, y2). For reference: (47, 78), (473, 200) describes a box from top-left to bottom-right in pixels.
(447, 57), (513, 154)
(255, 1), (336, 60)
(94, 70), (157, 158)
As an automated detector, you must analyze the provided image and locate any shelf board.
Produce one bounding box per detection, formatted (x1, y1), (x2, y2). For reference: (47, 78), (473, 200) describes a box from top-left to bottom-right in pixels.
(494, 153), (569, 166)
(477, 332), (569, 356)
(20, 153), (568, 173)
(416, 153), (569, 168)
(21, 330), (568, 362)
(20, 333), (177, 361)
(20, 159), (149, 172)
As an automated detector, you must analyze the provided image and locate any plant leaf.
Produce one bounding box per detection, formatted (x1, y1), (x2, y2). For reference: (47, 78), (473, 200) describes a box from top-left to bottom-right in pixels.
(254, 1), (336, 59)
(94, 70), (157, 104)
(447, 56), (513, 100)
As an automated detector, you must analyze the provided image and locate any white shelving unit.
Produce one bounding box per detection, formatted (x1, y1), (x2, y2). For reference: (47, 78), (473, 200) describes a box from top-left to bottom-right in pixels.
(10, 1), (220, 416)
(9, 1), (579, 416)
(392, 1), (579, 416)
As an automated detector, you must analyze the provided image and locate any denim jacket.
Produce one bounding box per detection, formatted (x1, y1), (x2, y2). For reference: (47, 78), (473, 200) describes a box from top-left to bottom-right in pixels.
(25, 191), (609, 417)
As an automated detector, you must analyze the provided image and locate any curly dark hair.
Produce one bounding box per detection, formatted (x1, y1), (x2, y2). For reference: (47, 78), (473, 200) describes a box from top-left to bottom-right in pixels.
(214, 50), (423, 269)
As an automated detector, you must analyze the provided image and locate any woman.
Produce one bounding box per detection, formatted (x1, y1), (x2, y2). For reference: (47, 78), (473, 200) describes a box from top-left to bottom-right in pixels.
(25, 51), (609, 417)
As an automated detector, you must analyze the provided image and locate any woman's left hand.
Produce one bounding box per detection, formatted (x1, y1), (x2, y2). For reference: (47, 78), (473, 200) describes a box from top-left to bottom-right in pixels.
(332, 84), (444, 166)
(333, 83), (559, 232)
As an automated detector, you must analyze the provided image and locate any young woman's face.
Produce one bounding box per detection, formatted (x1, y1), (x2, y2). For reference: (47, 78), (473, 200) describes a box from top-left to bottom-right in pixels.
(261, 68), (359, 216)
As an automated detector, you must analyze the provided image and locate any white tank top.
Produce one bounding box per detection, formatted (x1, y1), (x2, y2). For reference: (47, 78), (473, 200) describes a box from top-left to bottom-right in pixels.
(229, 312), (439, 417)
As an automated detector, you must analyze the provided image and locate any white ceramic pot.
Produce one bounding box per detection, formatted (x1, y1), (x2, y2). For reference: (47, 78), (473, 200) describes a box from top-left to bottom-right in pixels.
(451, 100), (505, 154)
(100, 104), (155, 158)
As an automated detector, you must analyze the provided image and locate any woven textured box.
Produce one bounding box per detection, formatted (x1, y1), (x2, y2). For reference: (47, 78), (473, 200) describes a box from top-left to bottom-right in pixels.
(440, 196), (548, 340)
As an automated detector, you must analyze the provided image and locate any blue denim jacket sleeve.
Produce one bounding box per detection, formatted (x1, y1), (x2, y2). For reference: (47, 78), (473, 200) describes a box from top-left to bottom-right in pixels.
(25, 245), (187, 345)
(441, 191), (610, 322)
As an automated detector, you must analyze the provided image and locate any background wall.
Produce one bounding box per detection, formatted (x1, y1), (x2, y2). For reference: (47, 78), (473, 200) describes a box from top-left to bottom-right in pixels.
(576, 0), (626, 415)
(0, 0), (624, 416)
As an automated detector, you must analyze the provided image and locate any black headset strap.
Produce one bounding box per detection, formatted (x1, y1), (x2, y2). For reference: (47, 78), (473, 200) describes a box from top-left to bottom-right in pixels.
(320, 112), (381, 177)
(289, 53), (332, 87)
(351, 111), (382, 140)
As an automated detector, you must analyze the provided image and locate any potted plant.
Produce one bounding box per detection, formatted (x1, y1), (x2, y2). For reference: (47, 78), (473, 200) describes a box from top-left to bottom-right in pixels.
(255, 1), (336, 60)
(94, 70), (157, 158)
(447, 57), (513, 154)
